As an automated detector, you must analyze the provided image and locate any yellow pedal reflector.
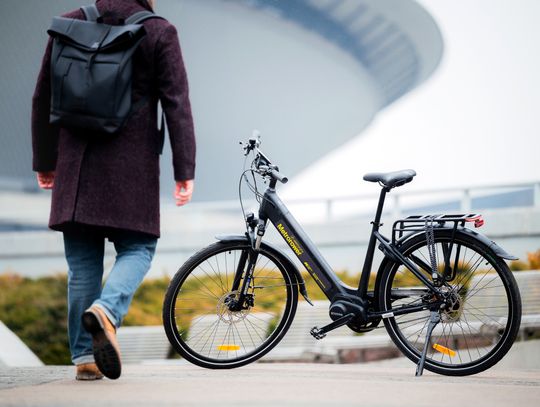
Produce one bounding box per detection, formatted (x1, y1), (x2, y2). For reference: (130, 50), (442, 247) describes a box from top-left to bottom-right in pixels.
(217, 345), (240, 351)
(433, 344), (456, 357)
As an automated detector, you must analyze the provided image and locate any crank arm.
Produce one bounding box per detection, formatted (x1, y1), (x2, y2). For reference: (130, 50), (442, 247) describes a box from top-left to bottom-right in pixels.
(310, 313), (355, 340)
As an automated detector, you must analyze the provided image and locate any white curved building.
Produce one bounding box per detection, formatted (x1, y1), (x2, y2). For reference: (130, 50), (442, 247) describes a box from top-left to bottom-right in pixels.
(0, 0), (442, 203)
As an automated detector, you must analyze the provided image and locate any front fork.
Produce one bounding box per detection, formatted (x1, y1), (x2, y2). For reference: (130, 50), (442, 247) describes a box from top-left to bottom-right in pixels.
(230, 216), (267, 311)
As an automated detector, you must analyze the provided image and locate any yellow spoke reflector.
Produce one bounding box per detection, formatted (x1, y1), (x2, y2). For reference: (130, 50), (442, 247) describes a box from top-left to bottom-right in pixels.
(217, 345), (240, 351)
(433, 344), (456, 357)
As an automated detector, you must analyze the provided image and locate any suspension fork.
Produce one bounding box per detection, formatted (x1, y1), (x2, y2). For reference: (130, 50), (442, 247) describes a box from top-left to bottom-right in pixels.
(228, 246), (258, 311)
(231, 249), (249, 292)
(230, 219), (267, 307)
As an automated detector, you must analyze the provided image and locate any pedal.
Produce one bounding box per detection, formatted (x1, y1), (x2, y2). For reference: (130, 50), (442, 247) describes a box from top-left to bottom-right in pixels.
(310, 327), (326, 340)
(309, 313), (355, 340)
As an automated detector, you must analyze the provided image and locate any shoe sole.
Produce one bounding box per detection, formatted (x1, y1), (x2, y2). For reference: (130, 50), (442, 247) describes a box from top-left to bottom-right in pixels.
(76, 373), (104, 381)
(82, 311), (122, 380)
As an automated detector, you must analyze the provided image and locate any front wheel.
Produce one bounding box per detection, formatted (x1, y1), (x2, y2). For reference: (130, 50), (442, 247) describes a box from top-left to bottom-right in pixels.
(163, 241), (298, 369)
(377, 230), (521, 376)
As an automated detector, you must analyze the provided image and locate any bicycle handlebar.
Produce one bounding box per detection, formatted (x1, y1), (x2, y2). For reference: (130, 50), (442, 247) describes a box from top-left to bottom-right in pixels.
(257, 165), (289, 184)
(269, 168), (289, 184)
(242, 134), (288, 185)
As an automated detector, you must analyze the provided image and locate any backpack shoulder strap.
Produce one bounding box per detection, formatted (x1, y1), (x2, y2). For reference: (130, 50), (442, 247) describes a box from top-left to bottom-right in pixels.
(125, 11), (164, 25)
(125, 10), (166, 155)
(80, 4), (100, 21)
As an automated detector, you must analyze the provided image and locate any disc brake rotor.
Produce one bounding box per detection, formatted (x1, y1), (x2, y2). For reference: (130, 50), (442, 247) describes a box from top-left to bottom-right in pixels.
(440, 289), (463, 323)
(216, 290), (251, 324)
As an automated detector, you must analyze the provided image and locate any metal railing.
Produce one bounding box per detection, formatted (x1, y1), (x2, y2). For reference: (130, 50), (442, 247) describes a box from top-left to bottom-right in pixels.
(181, 181), (540, 223)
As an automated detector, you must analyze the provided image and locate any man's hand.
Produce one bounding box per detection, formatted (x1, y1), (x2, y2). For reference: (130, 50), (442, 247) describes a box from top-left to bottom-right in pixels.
(174, 180), (194, 206)
(37, 171), (55, 190)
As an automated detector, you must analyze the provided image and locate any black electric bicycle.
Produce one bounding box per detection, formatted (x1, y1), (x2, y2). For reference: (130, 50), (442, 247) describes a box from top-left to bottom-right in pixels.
(163, 137), (522, 376)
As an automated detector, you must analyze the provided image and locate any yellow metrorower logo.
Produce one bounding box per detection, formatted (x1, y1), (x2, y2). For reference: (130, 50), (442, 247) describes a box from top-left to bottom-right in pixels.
(304, 261), (326, 289)
(303, 262), (313, 273)
(277, 223), (304, 256)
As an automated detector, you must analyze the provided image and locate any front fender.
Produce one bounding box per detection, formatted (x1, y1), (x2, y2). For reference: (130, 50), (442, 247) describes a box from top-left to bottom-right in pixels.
(215, 234), (312, 303)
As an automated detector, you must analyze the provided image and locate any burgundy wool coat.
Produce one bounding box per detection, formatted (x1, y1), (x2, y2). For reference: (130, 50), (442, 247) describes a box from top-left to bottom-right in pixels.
(31, 0), (196, 238)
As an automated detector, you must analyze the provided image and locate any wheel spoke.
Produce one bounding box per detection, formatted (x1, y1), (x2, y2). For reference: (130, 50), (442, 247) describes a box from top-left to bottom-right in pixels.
(165, 244), (295, 367)
(381, 233), (519, 375)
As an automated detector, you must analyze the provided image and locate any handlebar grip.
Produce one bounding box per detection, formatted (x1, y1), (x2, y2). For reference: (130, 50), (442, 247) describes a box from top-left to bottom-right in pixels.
(270, 169), (288, 184)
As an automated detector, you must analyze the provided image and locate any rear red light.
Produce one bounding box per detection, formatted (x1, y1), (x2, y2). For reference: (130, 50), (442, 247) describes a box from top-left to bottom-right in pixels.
(465, 215), (484, 228)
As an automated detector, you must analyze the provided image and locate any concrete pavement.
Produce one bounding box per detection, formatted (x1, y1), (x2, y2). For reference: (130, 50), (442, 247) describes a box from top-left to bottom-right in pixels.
(1, 363), (539, 407)
(2, 341), (539, 406)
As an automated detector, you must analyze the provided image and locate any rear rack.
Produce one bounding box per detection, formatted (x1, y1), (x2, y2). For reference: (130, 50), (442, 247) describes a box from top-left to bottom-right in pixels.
(392, 214), (484, 244)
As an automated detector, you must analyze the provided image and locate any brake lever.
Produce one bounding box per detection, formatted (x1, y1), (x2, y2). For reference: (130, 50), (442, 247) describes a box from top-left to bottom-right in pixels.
(240, 132), (262, 156)
(240, 141), (252, 156)
(257, 165), (269, 176)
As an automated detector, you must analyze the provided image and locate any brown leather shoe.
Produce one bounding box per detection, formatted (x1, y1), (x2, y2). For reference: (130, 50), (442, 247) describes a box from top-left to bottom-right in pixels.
(76, 363), (104, 381)
(82, 306), (122, 380)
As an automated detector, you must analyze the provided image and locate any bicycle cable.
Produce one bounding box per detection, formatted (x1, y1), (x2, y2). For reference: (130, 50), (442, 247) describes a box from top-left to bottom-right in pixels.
(238, 149), (276, 237)
(238, 151), (262, 236)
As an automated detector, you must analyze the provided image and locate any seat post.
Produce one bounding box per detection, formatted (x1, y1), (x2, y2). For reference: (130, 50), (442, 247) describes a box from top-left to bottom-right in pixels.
(358, 186), (389, 296)
(373, 186), (389, 227)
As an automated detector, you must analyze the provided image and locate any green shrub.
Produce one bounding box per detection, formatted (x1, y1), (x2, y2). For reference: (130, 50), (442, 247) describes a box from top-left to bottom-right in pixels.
(509, 249), (540, 271)
(123, 276), (170, 326)
(528, 249), (540, 270)
(0, 274), (168, 365)
(2, 247), (540, 365)
(510, 260), (530, 271)
(0, 274), (70, 365)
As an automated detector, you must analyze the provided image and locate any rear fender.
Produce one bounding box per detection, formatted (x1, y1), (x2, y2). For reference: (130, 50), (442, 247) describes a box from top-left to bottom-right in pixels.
(374, 226), (517, 298)
(394, 227), (517, 261)
(457, 227), (518, 260)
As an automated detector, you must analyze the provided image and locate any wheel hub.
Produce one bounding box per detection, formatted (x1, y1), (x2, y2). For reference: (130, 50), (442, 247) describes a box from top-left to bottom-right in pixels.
(440, 289), (463, 322)
(216, 291), (251, 324)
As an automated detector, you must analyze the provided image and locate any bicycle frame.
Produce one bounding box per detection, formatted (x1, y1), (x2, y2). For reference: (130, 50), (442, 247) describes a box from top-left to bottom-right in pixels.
(163, 140), (522, 376)
(230, 140), (515, 323)
(256, 183), (439, 306)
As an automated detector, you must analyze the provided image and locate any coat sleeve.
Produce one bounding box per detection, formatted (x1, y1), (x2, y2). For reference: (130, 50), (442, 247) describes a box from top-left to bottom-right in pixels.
(156, 24), (196, 181)
(31, 38), (59, 172)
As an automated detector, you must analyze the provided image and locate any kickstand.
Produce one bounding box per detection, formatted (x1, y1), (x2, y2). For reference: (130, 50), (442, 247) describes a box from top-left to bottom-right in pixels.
(415, 310), (440, 377)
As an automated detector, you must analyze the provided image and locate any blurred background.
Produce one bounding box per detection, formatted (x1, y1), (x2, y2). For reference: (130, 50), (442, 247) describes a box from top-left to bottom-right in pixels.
(0, 0), (538, 368)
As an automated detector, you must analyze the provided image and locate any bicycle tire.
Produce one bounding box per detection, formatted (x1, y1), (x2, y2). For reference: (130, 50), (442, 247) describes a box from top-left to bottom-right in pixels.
(377, 229), (521, 376)
(163, 241), (298, 369)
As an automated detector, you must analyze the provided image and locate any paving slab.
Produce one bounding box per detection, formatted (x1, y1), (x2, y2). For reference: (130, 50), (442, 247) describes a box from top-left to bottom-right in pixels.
(1, 363), (539, 407)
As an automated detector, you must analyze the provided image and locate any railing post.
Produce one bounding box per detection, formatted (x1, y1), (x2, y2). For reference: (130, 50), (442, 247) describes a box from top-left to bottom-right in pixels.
(462, 189), (471, 212)
(392, 194), (401, 220)
(326, 199), (332, 221)
(535, 182), (540, 209)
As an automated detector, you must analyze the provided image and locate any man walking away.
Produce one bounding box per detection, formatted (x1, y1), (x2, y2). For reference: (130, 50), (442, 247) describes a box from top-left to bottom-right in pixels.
(31, 0), (196, 380)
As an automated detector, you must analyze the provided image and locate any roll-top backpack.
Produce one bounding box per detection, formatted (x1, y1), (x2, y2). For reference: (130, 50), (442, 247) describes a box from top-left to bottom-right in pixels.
(47, 4), (166, 153)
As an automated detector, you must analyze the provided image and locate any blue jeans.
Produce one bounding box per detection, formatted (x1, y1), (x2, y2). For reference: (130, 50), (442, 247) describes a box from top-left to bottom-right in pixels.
(63, 228), (157, 365)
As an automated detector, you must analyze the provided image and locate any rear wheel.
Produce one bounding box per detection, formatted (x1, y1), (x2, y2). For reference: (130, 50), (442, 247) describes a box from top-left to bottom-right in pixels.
(377, 230), (521, 376)
(163, 241), (298, 369)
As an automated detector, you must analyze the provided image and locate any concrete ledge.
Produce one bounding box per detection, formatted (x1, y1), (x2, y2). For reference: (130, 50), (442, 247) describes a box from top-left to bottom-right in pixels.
(0, 321), (43, 368)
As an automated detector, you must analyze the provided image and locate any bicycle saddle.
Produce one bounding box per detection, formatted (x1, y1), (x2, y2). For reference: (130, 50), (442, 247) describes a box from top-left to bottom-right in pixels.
(363, 169), (416, 189)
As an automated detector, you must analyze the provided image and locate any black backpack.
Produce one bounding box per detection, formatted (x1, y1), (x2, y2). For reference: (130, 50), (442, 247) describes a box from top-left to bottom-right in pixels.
(47, 4), (165, 153)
